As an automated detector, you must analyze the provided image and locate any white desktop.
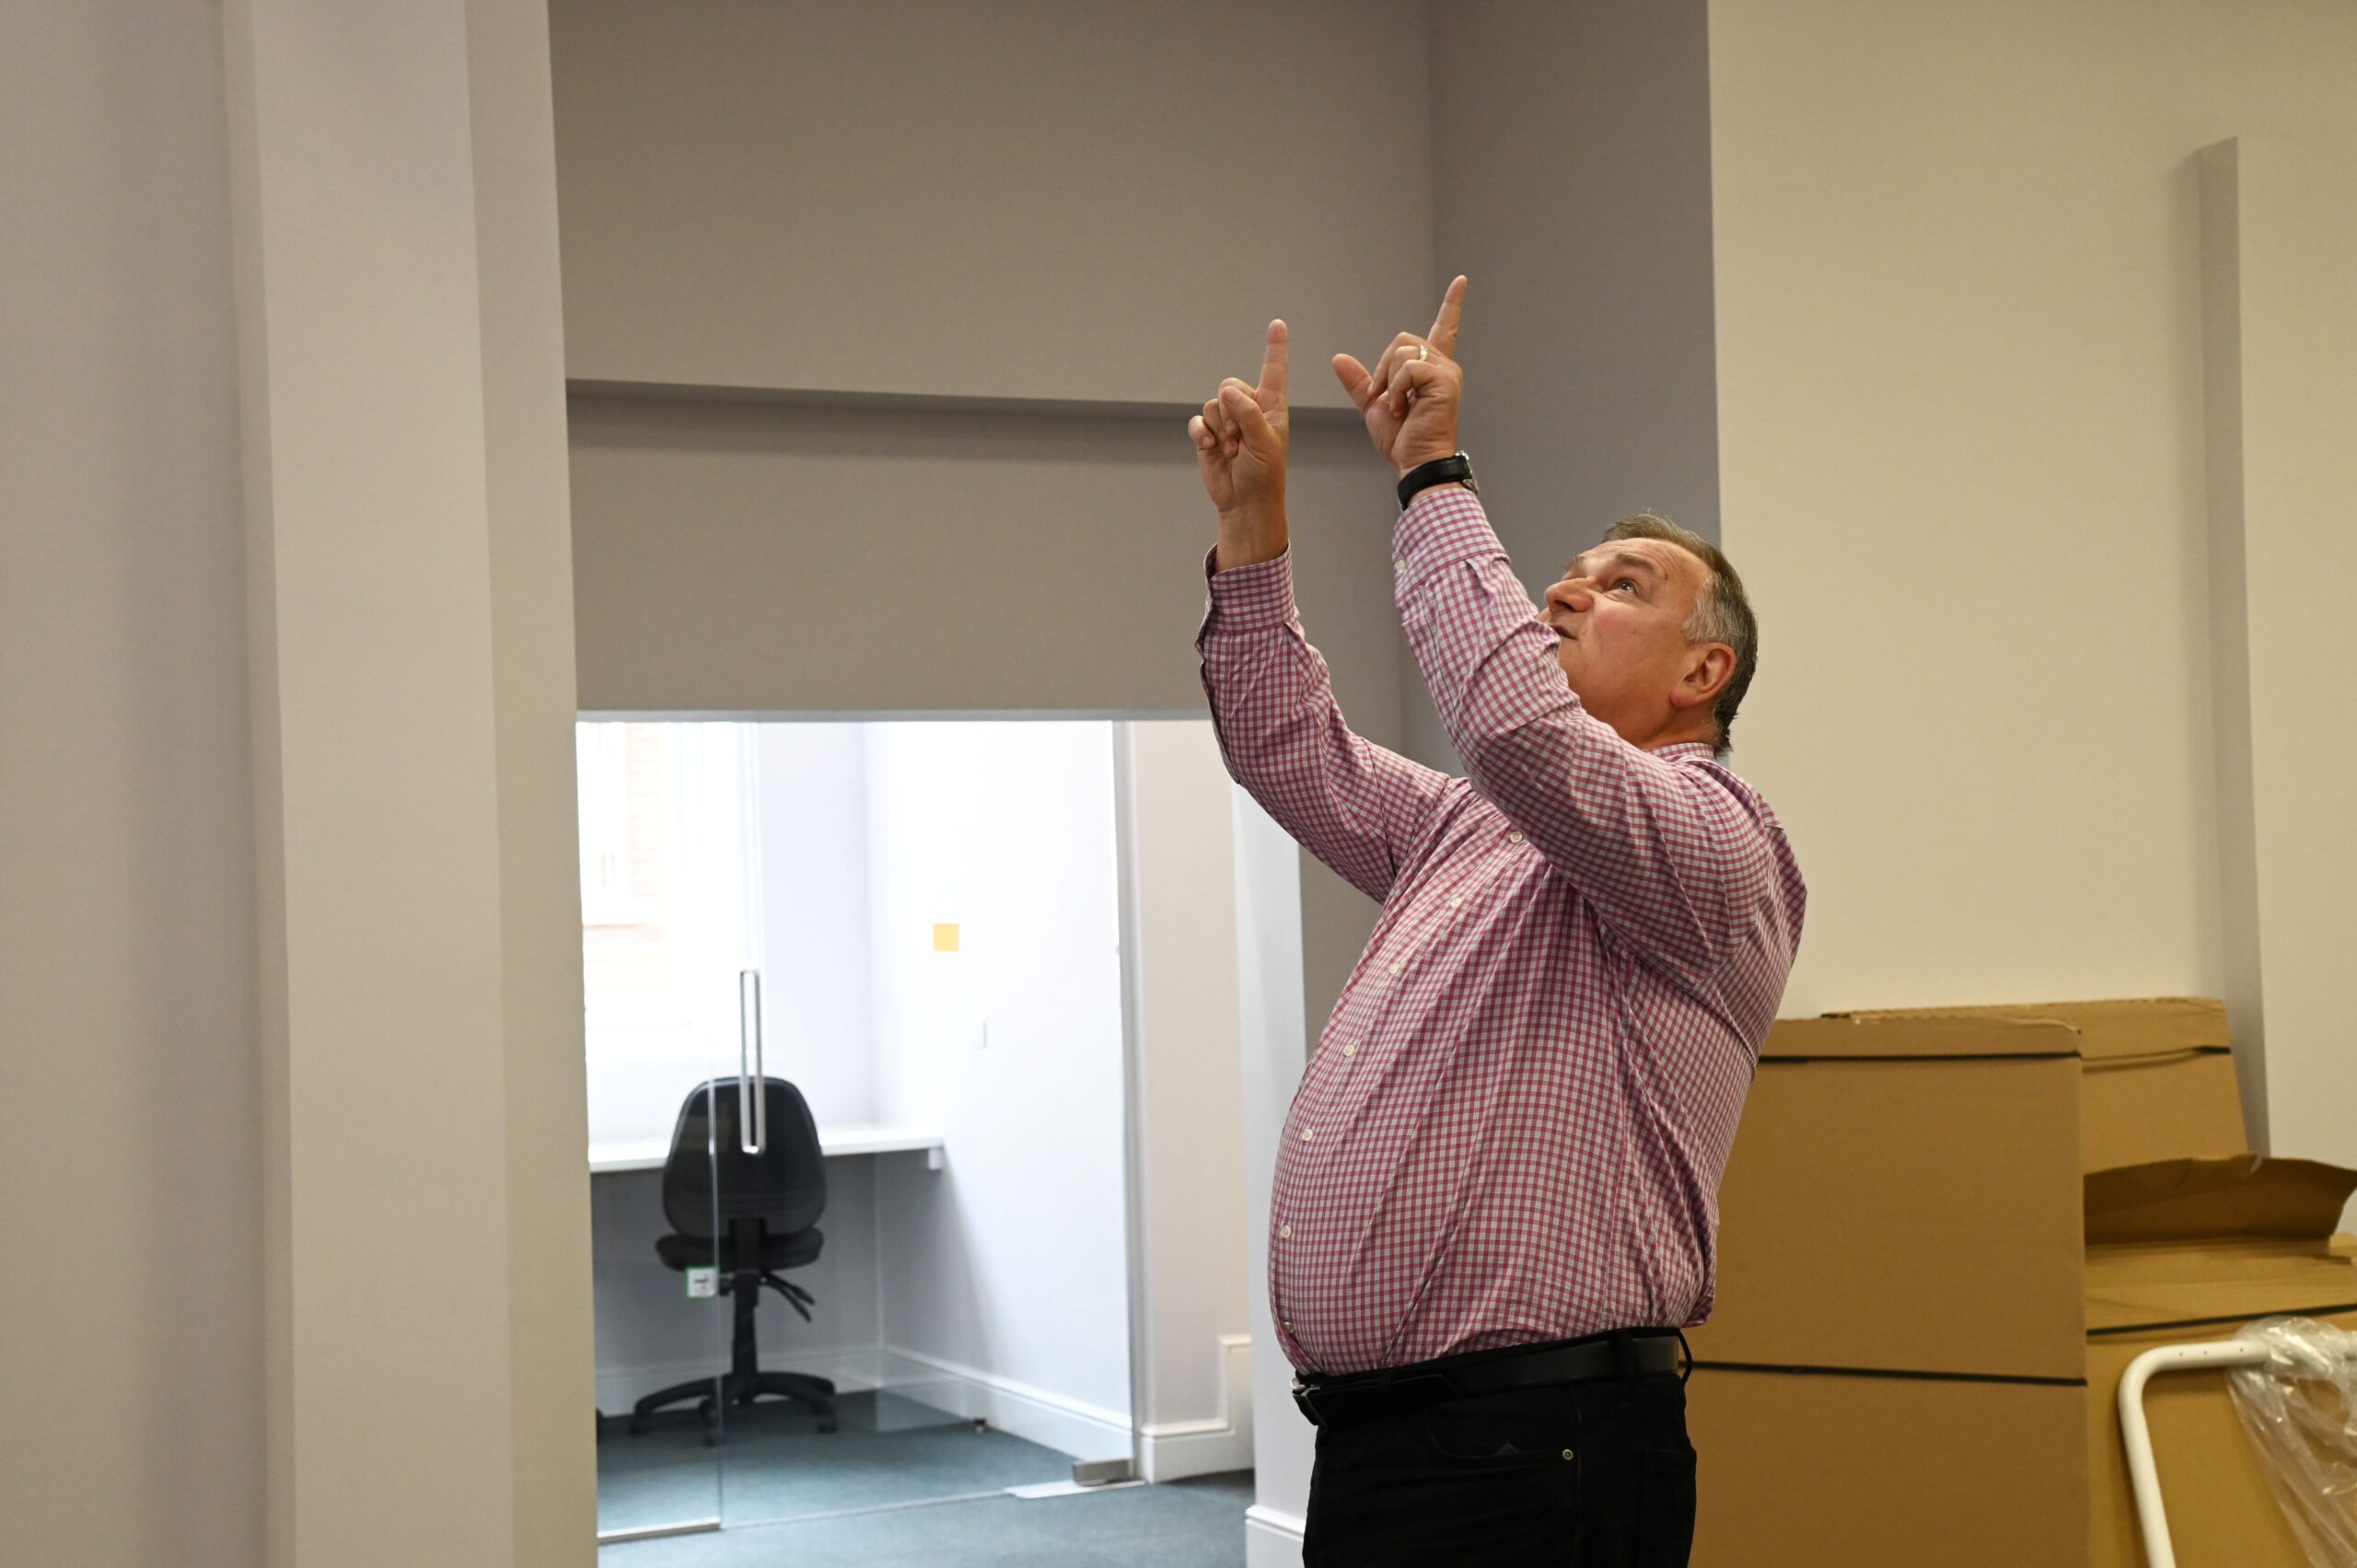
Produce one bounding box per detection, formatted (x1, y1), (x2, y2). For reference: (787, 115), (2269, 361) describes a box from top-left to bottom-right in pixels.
(588, 1124), (946, 1173)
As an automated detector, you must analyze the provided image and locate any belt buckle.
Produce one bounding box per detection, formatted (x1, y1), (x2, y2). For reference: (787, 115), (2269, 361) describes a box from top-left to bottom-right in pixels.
(1291, 1377), (1322, 1428)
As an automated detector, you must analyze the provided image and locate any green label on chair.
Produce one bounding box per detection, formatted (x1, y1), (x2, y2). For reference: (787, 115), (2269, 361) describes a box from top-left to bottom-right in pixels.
(685, 1267), (718, 1299)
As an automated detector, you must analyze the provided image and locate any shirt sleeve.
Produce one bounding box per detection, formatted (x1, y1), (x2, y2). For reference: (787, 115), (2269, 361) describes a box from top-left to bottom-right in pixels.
(1391, 488), (1777, 975)
(1195, 543), (1450, 905)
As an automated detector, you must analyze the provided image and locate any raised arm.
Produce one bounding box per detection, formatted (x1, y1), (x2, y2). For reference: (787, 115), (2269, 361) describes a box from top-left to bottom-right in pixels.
(1393, 492), (1777, 972)
(1332, 277), (1777, 972)
(1188, 320), (1449, 902)
(1195, 548), (1450, 903)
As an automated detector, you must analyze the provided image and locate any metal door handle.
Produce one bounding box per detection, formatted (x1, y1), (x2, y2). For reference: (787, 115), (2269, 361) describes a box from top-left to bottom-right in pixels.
(738, 969), (767, 1155)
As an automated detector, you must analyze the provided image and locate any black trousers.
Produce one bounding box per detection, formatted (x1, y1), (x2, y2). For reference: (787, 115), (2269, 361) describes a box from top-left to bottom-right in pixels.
(1301, 1371), (1696, 1567)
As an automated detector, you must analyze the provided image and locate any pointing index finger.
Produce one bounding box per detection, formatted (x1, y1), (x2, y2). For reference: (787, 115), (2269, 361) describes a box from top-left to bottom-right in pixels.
(1428, 275), (1468, 358)
(1259, 319), (1289, 404)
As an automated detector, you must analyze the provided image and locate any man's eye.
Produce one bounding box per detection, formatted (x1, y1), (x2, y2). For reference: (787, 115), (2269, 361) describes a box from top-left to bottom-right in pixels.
(1613, 578), (1640, 593)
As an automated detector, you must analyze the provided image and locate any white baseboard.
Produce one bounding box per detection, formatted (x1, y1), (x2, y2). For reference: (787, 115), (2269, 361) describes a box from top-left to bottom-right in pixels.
(871, 1346), (1132, 1462)
(1137, 1332), (1254, 1482)
(599, 1343), (1123, 1461)
(1246, 1504), (1306, 1567)
(599, 1336), (1254, 1483)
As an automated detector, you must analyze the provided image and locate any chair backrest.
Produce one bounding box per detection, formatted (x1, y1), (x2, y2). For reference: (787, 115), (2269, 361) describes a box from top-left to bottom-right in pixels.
(658, 1076), (828, 1241)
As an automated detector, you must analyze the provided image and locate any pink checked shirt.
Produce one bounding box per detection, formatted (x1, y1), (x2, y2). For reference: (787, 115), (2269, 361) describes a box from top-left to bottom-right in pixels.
(1196, 487), (1805, 1376)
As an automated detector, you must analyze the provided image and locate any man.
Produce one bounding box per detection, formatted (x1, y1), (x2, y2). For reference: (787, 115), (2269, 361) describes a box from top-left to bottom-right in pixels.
(1188, 277), (1805, 1567)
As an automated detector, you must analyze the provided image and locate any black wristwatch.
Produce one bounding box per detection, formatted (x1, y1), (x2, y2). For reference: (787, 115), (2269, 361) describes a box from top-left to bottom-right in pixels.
(1398, 451), (1479, 509)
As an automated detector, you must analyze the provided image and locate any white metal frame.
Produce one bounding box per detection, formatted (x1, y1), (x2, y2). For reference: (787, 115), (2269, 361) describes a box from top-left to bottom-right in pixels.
(2115, 1339), (2270, 1568)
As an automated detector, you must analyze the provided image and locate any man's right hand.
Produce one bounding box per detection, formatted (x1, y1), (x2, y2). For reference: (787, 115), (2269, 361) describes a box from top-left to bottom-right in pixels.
(1191, 319), (1290, 568)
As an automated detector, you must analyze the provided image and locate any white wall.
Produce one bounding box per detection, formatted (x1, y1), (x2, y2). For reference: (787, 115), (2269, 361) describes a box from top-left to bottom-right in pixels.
(1231, 789), (1315, 1562)
(1706, 0), (2357, 1025)
(866, 723), (1132, 1443)
(1128, 721), (1256, 1476)
(755, 725), (877, 1125)
(0, 6), (261, 1563)
(579, 723), (761, 1150)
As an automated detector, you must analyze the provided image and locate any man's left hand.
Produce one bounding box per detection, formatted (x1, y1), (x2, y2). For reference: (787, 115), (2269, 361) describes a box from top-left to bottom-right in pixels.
(1332, 274), (1468, 478)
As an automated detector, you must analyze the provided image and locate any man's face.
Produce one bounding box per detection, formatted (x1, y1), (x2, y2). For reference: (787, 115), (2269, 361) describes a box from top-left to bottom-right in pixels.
(1542, 537), (1717, 746)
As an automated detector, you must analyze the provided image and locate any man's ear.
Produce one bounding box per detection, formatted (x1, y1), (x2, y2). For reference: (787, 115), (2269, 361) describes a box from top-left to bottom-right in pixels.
(1670, 644), (1736, 712)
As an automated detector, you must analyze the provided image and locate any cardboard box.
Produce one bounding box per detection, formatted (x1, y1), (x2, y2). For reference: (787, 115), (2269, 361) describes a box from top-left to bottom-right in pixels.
(1689, 1013), (2087, 1380)
(1689, 1370), (2088, 1566)
(1684, 1001), (2356, 1567)
(1839, 997), (2247, 1171)
(2083, 1157), (2357, 1566)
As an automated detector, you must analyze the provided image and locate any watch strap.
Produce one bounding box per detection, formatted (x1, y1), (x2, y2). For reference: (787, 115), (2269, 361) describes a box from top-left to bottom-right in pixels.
(1398, 452), (1476, 508)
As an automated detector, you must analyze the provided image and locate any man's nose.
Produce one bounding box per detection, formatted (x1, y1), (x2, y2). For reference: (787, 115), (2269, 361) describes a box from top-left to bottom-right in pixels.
(1550, 580), (1594, 614)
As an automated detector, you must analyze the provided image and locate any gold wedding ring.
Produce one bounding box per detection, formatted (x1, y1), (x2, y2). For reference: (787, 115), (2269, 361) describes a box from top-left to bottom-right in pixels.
(1415, 343), (1429, 362)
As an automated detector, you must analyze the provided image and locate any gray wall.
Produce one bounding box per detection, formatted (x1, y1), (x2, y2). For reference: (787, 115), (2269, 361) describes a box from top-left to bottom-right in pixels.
(1414, 0), (1721, 769)
(551, 0), (1435, 409)
(568, 397), (1399, 725)
(0, 6), (262, 1563)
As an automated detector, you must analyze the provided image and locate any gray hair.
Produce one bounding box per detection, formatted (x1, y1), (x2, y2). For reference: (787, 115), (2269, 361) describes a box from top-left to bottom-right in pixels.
(1602, 513), (1758, 754)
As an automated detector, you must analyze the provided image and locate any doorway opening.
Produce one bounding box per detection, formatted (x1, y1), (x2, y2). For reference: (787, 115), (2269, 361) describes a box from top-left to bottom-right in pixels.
(581, 716), (1262, 1562)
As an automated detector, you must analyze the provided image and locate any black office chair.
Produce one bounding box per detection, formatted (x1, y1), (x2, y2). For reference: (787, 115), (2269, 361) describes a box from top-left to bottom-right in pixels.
(628, 1076), (840, 1443)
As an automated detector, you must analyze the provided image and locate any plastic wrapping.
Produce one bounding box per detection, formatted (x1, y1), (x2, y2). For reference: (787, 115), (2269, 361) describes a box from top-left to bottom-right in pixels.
(2229, 1317), (2357, 1567)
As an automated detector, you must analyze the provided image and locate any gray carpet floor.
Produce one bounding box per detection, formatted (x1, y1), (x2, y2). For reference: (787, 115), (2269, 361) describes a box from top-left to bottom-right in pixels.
(598, 1389), (1250, 1565)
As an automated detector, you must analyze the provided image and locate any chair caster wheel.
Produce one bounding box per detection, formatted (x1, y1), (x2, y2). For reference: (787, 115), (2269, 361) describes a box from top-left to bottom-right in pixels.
(818, 1417), (839, 1434)
(627, 1414), (649, 1437)
(972, 1418), (988, 1435)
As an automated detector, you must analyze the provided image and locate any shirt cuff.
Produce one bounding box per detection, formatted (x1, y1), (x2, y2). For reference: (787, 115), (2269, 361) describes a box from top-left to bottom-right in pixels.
(1199, 542), (1297, 635)
(1392, 484), (1503, 592)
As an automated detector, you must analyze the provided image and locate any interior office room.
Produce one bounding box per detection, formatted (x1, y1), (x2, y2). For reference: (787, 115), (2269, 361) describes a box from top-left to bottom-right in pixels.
(580, 714), (1264, 1549)
(6, 1), (2355, 1566)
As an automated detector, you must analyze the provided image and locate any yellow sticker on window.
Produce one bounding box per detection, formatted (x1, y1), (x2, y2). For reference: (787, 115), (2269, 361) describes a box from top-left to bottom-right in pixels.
(933, 923), (959, 952)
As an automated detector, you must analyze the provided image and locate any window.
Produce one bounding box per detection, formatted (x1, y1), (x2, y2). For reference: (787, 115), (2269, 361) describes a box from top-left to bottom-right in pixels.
(577, 722), (761, 1145)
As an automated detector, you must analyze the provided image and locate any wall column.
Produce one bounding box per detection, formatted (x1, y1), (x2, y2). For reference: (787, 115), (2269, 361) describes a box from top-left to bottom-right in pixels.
(222, 0), (592, 1560)
(2199, 135), (2357, 1162)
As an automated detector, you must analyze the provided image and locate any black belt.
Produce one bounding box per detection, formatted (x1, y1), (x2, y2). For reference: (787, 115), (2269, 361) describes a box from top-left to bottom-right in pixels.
(1291, 1329), (1688, 1429)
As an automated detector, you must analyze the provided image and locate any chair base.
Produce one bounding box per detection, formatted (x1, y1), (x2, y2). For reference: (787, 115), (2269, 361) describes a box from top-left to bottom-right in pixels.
(629, 1369), (840, 1446)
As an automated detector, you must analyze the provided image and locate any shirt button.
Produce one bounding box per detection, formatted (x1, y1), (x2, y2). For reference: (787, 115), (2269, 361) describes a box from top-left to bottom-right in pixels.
(1449, 896), (1463, 908)
(1342, 1044), (1355, 1057)
(1281, 1224), (1294, 1238)
(1283, 1320), (1294, 1332)
(1509, 830), (1525, 843)
(1301, 1129), (1316, 1142)
(1388, 961), (1403, 974)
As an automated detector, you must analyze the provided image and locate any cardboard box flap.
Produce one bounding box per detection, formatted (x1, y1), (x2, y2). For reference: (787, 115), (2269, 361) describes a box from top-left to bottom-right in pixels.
(2084, 1156), (2357, 1246)
(2084, 1242), (2357, 1334)
(1769, 1014), (2081, 1061)
(1847, 997), (2230, 1063)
